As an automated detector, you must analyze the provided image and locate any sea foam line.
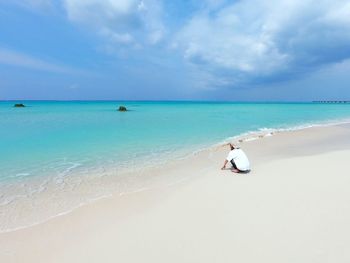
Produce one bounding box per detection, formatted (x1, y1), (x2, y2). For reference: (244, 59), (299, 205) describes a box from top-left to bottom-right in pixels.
(1, 117), (350, 234)
(184, 117), (350, 158)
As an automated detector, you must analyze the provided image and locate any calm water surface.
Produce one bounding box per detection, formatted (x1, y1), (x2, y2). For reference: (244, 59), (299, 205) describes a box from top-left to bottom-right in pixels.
(1, 101), (350, 181)
(1, 101), (350, 231)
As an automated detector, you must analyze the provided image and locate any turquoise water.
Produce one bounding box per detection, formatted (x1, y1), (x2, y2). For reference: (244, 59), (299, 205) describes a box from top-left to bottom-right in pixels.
(1, 101), (350, 231)
(1, 101), (350, 181)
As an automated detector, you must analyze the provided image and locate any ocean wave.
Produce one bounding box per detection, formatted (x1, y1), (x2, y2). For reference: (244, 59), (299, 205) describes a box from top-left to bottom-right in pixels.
(218, 117), (350, 145)
(184, 117), (350, 159)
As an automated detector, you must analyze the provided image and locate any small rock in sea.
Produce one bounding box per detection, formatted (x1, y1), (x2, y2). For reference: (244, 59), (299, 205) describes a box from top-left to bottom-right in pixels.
(118, 106), (127, 112)
(238, 139), (243, 143)
(14, 103), (25, 108)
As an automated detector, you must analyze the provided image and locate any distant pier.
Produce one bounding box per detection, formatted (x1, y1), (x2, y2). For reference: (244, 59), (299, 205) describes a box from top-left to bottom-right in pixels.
(313, 101), (350, 104)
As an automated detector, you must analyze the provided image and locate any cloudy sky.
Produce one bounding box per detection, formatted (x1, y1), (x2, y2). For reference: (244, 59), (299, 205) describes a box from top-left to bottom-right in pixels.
(1, 0), (350, 101)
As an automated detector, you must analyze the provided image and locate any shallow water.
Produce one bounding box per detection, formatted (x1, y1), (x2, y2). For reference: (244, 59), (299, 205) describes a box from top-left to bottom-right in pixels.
(1, 101), (350, 231)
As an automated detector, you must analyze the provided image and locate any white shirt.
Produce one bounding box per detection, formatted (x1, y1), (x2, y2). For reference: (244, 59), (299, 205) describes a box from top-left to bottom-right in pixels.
(226, 148), (250, 171)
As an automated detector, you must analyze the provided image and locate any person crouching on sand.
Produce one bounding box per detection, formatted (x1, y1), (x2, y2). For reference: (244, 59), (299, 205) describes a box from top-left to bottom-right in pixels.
(221, 143), (250, 173)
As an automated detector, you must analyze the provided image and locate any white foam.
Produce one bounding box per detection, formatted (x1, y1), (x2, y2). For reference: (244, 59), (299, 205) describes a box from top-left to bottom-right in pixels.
(1, 117), (350, 233)
(217, 118), (350, 146)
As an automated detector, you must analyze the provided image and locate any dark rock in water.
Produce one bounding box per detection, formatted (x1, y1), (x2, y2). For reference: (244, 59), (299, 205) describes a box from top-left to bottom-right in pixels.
(118, 106), (127, 112)
(14, 103), (25, 108)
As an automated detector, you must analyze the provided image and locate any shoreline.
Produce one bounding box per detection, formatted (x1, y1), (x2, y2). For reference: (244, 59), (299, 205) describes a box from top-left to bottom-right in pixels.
(1, 123), (350, 262)
(1, 118), (350, 233)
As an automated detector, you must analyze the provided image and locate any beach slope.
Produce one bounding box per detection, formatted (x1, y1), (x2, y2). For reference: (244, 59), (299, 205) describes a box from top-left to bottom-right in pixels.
(1, 124), (350, 263)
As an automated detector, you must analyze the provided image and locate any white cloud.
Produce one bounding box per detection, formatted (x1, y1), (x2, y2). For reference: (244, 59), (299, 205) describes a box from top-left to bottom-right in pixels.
(174, 0), (350, 87)
(63, 0), (165, 48)
(100, 28), (135, 45)
(0, 47), (81, 74)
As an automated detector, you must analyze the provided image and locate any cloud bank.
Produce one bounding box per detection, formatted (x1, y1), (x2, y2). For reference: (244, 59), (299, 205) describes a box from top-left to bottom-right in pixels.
(2, 0), (350, 92)
(174, 0), (350, 87)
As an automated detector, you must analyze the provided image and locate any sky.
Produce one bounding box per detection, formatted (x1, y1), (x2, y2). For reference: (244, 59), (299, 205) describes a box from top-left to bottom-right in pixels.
(1, 0), (350, 101)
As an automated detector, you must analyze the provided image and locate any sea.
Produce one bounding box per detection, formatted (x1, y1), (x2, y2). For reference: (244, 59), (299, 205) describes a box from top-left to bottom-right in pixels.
(1, 101), (350, 232)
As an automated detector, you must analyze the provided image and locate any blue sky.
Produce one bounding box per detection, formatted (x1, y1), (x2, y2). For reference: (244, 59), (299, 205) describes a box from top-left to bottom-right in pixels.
(1, 0), (350, 101)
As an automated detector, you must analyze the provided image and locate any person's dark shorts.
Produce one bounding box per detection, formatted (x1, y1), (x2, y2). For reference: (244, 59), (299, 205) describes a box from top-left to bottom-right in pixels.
(230, 160), (250, 173)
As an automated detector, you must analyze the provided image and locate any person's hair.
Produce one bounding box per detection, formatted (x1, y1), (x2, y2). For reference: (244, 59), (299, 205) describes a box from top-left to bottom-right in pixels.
(229, 143), (235, 150)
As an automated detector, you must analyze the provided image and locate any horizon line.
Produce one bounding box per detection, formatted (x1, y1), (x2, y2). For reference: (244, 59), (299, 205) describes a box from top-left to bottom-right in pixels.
(2, 99), (348, 103)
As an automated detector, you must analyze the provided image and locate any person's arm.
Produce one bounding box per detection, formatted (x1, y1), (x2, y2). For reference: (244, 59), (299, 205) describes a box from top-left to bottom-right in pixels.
(221, 159), (228, 170)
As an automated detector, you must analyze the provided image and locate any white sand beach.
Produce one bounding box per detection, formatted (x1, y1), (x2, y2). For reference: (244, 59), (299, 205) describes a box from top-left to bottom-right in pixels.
(1, 124), (350, 263)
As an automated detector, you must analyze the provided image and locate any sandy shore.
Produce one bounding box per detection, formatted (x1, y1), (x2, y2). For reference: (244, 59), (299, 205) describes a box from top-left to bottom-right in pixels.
(1, 123), (350, 263)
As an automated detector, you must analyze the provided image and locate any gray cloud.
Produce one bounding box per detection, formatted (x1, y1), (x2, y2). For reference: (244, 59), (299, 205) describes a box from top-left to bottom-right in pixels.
(174, 0), (350, 88)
